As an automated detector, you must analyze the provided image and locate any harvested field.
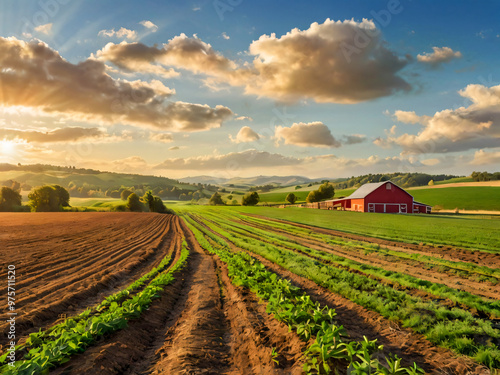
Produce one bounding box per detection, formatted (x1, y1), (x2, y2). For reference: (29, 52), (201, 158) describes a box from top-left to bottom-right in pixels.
(1, 209), (499, 374)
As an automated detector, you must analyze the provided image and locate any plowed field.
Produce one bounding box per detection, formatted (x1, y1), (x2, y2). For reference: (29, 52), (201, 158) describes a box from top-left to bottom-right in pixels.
(1, 210), (498, 374)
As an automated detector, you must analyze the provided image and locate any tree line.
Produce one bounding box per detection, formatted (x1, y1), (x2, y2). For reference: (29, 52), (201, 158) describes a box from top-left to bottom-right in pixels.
(0, 184), (174, 214)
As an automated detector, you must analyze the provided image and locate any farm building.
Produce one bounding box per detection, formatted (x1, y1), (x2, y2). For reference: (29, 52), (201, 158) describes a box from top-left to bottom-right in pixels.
(316, 181), (431, 214)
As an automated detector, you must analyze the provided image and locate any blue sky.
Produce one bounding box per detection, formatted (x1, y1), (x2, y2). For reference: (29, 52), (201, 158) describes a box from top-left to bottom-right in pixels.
(0, 0), (499, 178)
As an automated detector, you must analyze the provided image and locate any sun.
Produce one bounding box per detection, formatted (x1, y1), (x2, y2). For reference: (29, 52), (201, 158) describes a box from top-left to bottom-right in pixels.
(0, 140), (16, 155)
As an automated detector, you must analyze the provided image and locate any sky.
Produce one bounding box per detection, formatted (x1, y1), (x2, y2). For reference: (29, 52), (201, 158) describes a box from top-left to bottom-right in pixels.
(0, 0), (499, 179)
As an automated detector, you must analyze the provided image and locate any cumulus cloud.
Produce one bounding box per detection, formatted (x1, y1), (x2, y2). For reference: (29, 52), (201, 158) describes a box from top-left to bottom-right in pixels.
(393, 110), (427, 124)
(470, 149), (500, 165)
(0, 127), (105, 143)
(154, 149), (301, 170)
(342, 134), (366, 145)
(417, 47), (462, 68)
(169, 146), (180, 151)
(221, 32), (230, 40)
(235, 116), (253, 121)
(0, 37), (233, 132)
(98, 27), (138, 40)
(34, 23), (53, 35)
(96, 34), (237, 79)
(149, 133), (173, 143)
(96, 19), (411, 103)
(140, 20), (158, 32)
(275, 122), (341, 148)
(229, 126), (260, 143)
(375, 84), (500, 154)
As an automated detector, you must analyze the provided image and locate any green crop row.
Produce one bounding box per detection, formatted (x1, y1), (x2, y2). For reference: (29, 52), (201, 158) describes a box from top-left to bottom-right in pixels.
(198, 211), (500, 319)
(189, 211), (500, 369)
(182, 214), (424, 374)
(0, 240), (189, 375)
(232, 212), (500, 281)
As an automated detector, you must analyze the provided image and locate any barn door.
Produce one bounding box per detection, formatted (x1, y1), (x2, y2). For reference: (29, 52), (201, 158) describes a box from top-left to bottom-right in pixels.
(368, 203), (375, 212)
(400, 204), (407, 213)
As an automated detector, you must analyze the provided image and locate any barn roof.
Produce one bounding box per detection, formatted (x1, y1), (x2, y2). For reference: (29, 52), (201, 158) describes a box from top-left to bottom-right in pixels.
(348, 181), (392, 199)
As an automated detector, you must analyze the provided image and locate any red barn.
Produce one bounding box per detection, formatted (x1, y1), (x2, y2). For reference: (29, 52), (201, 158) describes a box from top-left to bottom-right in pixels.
(319, 181), (431, 214)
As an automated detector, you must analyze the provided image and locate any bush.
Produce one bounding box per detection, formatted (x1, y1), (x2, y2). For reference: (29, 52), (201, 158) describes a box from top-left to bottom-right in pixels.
(28, 185), (70, 212)
(242, 191), (259, 206)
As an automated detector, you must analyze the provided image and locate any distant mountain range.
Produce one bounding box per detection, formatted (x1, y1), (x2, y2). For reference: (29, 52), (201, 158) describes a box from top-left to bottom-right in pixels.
(179, 175), (339, 187)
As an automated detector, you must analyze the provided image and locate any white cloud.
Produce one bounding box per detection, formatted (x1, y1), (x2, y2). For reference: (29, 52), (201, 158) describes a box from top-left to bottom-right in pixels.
(235, 116), (253, 121)
(417, 47), (462, 68)
(470, 149), (500, 165)
(375, 84), (500, 154)
(0, 127), (105, 143)
(98, 27), (137, 40)
(139, 20), (158, 32)
(34, 23), (53, 35)
(342, 134), (366, 145)
(221, 32), (230, 40)
(275, 122), (341, 148)
(154, 149), (301, 170)
(96, 19), (411, 104)
(0, 37), (233, 132)
(149, 133), (173, 143)
(229, 126), (260, 143)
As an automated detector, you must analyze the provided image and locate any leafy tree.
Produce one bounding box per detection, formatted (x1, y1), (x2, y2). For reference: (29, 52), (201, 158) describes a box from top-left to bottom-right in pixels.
(227, 194), (233, 201)
(241, 191), (259, 206)
(126, 193), (143, 212)
(295, 185), (302, 190)
(232, 199), (238, 205)
(317, 182), (335, 200)
(306, 182), (334, 203)
(121, 189), (133, 201)
(28, 185), (70, 212)
(143, 190), (155, 211)
(306, 190), (320, 203)
(0, 187), (22, 211)
(286, 192), (297, 205)
(209, 192), (225, 205)
(428, 180), (435, 186)
(53, 185), (70, 207)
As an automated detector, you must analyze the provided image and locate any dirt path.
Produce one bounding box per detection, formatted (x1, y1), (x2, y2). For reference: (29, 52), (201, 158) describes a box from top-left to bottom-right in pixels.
(191, 214), (490, 375)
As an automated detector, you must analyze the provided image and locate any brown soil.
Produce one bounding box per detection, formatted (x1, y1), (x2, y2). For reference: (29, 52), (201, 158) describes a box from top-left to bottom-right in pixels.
(192, 214), (491, 375)
(7, 213), (306, 374)
(0, 212), (180, 348)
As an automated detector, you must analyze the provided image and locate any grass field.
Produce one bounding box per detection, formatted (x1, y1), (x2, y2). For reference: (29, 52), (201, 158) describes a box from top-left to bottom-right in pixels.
(224, 206), (500, 252)
(410, 187), (500, 211)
